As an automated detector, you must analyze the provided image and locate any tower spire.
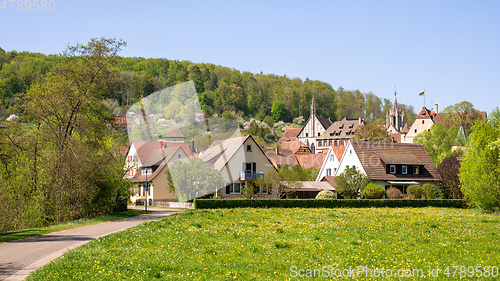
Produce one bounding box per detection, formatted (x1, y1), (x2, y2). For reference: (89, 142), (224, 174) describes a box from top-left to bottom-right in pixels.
(310, 93), (316, 117)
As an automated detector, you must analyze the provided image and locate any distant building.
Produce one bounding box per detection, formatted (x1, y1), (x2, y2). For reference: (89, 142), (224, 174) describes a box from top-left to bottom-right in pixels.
(163, 123), (185, 143)
(386, 92), (406, 134)
(402, 104), (487, 143)
(315, 117), (365, 151)
(296, 95), (332, 153)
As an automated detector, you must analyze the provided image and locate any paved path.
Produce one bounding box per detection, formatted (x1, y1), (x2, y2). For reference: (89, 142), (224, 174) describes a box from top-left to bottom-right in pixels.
(0, 208), (183, 281)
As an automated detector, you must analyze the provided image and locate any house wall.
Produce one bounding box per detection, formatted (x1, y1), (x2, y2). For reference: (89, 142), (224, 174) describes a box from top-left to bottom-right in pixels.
(315, 148), (341, 181)
(219, 137), (276, 198)
(334, 143), (366, 176)
(124, 143), (141, 178)
(297, 116), (327, 152)
(151, 164), (177, 202)
(403, 118), (434, 143)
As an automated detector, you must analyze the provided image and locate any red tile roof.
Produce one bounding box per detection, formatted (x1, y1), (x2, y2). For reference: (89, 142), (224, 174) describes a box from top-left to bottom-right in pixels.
(297, 153), (327, 169)
(165, 123), (185, 138)
(331, 146), (347, 162)
(263, 149), (299, 167)
(281, 128), (301, 142)
(281, 140), (310, 154)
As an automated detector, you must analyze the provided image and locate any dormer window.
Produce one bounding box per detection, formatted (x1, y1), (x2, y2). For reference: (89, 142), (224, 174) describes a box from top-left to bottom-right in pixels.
(141, 167), (152, 175)
(402, 165), (407, 174)
(390, 165), (396, 174)
(413, 166), (420, 174)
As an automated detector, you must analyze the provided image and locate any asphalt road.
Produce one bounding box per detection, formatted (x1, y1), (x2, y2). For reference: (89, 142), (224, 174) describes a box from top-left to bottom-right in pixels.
(0, 208), (183, 281)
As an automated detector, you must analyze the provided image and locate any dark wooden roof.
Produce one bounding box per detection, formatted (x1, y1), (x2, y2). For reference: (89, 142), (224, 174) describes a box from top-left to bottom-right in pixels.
(351, 141), (442, 182)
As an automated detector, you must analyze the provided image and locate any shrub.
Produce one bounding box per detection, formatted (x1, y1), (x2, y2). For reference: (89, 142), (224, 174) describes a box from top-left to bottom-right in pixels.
(407, 185), (424, 199)
(386, 187), (402, 199)
(315, 190), (336, 199)
(422, 184), (438, 199)
(362, 184), (385, 199)
(193, 199), (467, 209)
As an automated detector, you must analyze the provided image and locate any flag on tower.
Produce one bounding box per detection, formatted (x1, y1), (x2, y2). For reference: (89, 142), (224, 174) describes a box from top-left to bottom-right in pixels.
(419, 91), (425, 96)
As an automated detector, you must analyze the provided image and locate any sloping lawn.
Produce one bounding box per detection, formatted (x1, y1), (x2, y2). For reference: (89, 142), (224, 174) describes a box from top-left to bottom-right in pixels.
(27, 208), (500, 280)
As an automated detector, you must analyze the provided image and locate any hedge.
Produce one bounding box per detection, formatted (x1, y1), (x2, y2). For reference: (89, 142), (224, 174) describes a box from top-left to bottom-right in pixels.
(194, 199), (467, 209)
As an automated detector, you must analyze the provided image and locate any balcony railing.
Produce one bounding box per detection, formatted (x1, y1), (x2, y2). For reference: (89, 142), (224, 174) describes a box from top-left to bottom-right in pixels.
(240, 171), (264, 181)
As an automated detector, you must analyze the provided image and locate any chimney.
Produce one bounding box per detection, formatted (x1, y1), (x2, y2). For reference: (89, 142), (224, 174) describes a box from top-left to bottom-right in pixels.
(190, 140), (195, 153)
(435, 104), (438, 114)
(275, 146), (279, 155)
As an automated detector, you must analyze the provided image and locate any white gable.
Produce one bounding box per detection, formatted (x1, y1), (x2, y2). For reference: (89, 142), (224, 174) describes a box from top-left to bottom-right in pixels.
(334, 142), (366, 176)
(315, 147), (341, 181)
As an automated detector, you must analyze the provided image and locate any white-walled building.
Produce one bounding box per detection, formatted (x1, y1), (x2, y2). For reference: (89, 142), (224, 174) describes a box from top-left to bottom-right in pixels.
(315, 146), (346, 181)
(334, 141), (442, 196)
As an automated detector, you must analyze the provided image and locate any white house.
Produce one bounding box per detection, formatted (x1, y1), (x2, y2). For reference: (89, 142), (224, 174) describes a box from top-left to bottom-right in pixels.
(199, 135), (277, 198)
(334, 141), (442, 196)
(315, 146), (346, 181)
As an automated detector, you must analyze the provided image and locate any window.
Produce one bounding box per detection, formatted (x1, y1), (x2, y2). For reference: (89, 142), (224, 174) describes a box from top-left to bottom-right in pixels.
(333, 168), (337, 173)
(349, 149), (352, 155)
(414, 129), (418, 133)
(246, 145), (252, 152)
(306, 133), (309, 137)
(141, 167), (152, 175)
(413, 166), (419, 174)
(390, 165), (396, 174)
(422, 120), (425, 124)
(326, 168), (331, 176)
(226, 183), (243, 194)
(318, 133), (320, 137)
(330, 155), (334, 162)
(402, 165), (407, 174)
(177, 153), (182, 159)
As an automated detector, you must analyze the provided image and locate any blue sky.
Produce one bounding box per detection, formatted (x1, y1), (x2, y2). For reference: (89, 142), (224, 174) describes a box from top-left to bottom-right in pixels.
(2, 0), (499, 114)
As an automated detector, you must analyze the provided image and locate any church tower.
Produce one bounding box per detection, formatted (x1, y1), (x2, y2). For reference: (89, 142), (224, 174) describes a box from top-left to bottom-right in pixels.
(386, 91), (405, 133)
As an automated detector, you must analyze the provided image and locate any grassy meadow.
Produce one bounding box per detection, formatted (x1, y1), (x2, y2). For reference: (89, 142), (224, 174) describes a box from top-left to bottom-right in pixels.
(27, 208), (500, 280)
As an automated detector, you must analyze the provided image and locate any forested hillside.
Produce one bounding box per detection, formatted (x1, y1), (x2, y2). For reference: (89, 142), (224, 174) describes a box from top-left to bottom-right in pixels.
(0, 47), (416, 125)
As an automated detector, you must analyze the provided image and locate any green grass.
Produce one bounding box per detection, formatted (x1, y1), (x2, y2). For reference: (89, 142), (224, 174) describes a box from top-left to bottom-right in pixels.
(27, 208), (500, 280)
(0, 209), (149, 243)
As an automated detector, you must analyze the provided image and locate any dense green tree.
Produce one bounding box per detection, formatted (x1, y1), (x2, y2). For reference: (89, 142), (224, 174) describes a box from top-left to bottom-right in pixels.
(442, 101), (483, 135)
(352, 123), (392, 142)
(460, 112), (500, 211)
(166, 159), (224, 202)
(335, 167), (370, 199)
(362, 183), (385, 199)
(414, 123), (461, 165)
(271, 99), (288, 121)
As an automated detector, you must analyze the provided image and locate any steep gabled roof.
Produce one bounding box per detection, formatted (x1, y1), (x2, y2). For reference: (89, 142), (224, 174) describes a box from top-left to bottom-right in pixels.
(281, 140), (310, 154)
(317, 118), (364, 140)
(350, 141), (442, 182)
(199, 136), (248, 171)
(331, 146), (347, 162)
(263, 149), (299, 167)
(401, 123), (410, 134)
(317, 116), (333, 130)
(297, 153), (327, 169)
(165, 123), (185, 138)
(416, 107), (438, 121)
(281, 128), (302, 142)
(131, 147), (184, 183)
